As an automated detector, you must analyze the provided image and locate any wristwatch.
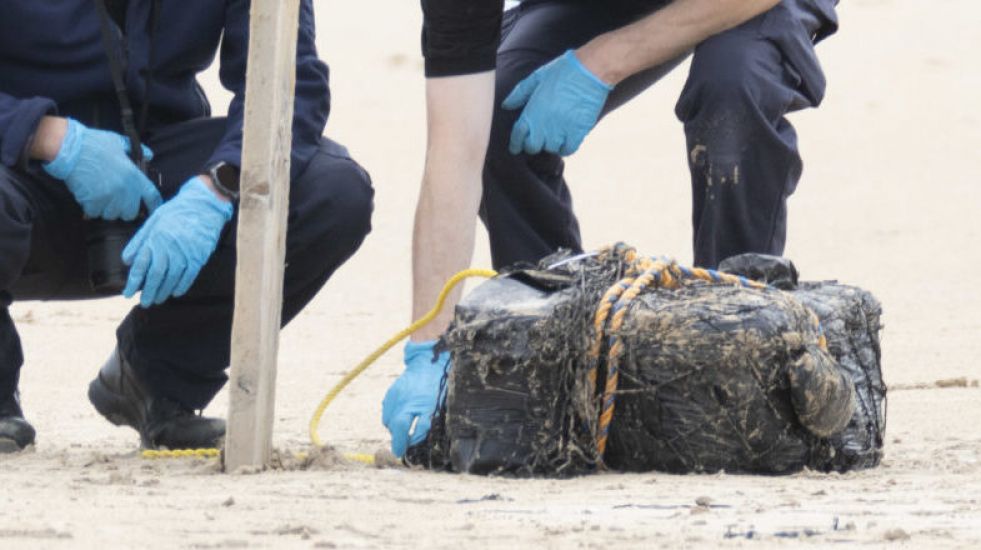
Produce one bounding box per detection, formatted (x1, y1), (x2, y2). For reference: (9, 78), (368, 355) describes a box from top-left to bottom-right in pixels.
(207, 162), (241, 202)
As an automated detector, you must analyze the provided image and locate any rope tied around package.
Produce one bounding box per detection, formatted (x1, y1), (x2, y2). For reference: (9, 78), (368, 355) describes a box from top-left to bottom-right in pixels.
(586, 243), (827, 462)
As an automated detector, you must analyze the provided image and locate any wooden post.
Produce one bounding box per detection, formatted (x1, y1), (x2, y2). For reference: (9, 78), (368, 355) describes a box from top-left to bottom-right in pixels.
(224, 0), (301, 471)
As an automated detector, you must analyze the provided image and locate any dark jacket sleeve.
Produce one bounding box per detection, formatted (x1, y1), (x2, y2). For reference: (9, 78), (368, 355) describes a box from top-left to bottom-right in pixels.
(421, 0), (505, 77)
(0, 92), (57, 168)
(206, 0), (330, 180)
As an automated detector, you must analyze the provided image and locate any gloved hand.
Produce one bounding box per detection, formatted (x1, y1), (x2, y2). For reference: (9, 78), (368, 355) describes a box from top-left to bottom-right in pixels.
(502, 49), (613, 157)
(382, 340), (450, 458)
(122, 176), (233, 308)
(42, 118), (162, 221)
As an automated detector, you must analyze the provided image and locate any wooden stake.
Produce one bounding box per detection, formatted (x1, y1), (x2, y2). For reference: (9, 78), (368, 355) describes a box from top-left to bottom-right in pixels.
(224, 0), (301, 472)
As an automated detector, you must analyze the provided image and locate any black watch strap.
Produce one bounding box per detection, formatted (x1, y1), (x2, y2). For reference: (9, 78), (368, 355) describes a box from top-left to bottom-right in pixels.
(207, 162), (241, 201)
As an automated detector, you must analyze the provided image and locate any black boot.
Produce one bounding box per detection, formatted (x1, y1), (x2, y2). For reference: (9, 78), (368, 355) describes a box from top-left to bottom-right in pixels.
(0, 392), (36, 453)
(88, 348), (225, 450)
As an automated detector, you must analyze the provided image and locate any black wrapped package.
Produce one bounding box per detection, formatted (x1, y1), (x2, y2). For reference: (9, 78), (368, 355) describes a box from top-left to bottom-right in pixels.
(406, 249), (885, 477)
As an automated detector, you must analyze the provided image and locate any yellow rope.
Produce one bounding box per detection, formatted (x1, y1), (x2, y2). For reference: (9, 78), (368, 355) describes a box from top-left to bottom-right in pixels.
(344, 452), (377, 466)
(308, 268), (498, 448)
(142, 448), (221, 460)
(141, 449), (378, 466)
(139, 268), (497, 464)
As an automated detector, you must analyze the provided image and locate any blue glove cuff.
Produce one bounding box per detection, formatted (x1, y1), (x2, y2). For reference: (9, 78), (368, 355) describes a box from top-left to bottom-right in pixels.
(563, 50), (614, 92)
(42, 118), (84, 180)
(404, 340), (451, 372)
(404, 339), (437, 362)
(181, 177), (235, 222)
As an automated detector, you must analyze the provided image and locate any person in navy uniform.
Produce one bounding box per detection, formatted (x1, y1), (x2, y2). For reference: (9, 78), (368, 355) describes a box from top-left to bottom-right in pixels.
(0, 0), (374, 452)
(385, 0), (838, 458)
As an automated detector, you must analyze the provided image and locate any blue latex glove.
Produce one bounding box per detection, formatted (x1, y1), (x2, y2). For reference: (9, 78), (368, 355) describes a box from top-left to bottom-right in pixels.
(42, 118), (162, 221)
(382, 340), (451, 458)
(122, 177), (233, 308)
(503, 50), (613, 157)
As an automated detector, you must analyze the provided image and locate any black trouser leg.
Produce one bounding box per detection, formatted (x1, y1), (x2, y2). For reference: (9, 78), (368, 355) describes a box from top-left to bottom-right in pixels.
(115, 118), (374, 409)
(1, 162), (89, 400)
(677, 0), (837, 268)
(483, 0), (836, 270)
(0, 293), (22, 401)
(0, 169), (30, 400)
(481, 1), (682, 269)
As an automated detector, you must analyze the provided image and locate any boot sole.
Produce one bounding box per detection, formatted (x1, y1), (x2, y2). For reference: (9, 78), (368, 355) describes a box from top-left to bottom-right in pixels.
(88, 376), (150, 447)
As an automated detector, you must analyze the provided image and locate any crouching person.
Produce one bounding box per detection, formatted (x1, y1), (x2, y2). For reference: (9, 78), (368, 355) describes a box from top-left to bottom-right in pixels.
(0, 0), (373, 452)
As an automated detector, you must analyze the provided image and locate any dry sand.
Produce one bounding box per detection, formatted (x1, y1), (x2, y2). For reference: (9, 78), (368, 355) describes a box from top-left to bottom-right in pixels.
(2, 0), (980, 548)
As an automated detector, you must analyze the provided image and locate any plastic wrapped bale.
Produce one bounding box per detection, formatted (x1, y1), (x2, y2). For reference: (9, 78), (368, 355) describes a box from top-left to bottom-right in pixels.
(407, 250), (885, 476)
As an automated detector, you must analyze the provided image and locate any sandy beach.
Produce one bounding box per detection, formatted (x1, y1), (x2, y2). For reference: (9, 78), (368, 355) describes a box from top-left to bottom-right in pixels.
(2, 0), (980, 547)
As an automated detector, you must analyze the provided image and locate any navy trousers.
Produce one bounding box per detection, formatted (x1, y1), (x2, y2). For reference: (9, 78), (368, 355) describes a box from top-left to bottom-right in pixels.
(481, 0), (838, 269)
(0, 118), (374, 409)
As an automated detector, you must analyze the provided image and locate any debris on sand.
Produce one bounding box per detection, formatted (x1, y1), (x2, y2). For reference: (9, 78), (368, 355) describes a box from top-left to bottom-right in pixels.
(0, 528), (72, 540)
(269, 446), (347, 471)
(373, 449), (402, 469)
(890, 378), (979, 391)
(273, 524), (318, 539)
(456, 493), (511, 504)
(935, 377), (973, 388)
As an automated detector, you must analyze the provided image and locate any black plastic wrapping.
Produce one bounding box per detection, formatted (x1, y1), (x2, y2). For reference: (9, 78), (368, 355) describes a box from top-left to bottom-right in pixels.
(406, 251), (885, 477)
(718, 253), (799, 290)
